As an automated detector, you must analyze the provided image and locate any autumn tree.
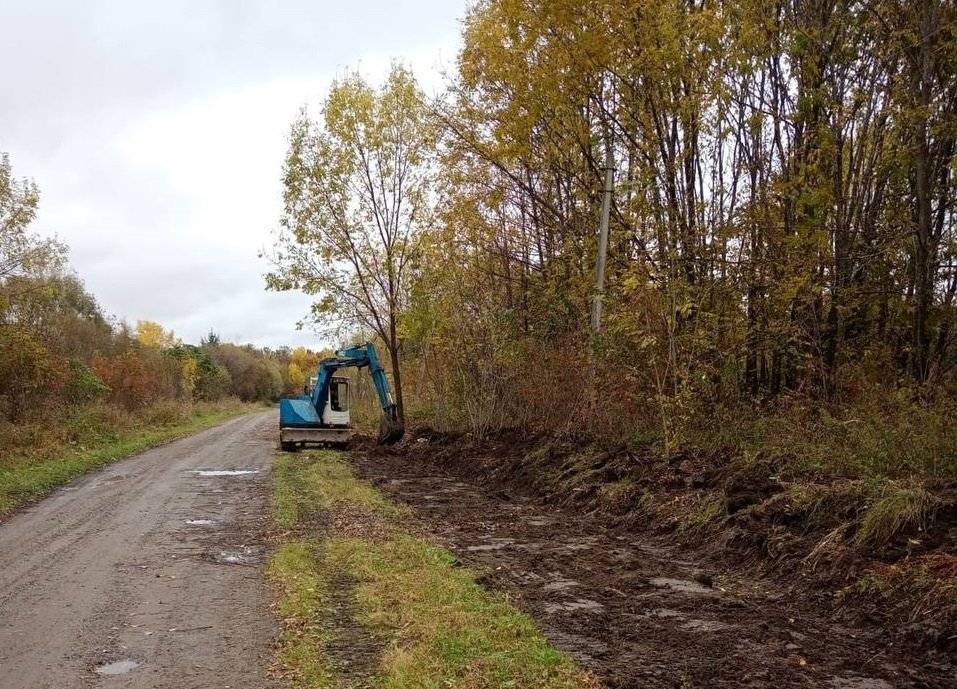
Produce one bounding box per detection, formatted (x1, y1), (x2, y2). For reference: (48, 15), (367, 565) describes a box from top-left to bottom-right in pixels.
(391, 0), (957, 444)
(1, 153), (65, 315)
(135, 320), (179, 349)
(286, 346), (320, 393)
(266, 64), (434, 422)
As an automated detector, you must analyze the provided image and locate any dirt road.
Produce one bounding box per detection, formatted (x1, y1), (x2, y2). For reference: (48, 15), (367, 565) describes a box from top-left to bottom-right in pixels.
(354, 450), (956, 689)
(0, 412), (277, 689)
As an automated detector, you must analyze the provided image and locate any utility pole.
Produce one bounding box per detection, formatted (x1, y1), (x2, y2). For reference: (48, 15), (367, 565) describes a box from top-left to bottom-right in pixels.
(591, 136), (614, 332)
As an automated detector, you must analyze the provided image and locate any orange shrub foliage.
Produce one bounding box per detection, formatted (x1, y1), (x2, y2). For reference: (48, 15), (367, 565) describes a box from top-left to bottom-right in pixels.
(92, 348), (182, 410)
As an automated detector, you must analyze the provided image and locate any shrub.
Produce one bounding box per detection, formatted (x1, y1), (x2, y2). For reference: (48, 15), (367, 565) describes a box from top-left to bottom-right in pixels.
(0, 326), (65, 421)
(65, 358), (110, 404)
(140, 399), (191, 427)
(207, 344), (283, 402)
(92, 347), (182, 410)
(855, 481), (942, 548)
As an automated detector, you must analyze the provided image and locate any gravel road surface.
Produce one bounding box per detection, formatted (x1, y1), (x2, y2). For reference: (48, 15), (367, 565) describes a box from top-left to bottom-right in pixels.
(0, 412), (277, 689)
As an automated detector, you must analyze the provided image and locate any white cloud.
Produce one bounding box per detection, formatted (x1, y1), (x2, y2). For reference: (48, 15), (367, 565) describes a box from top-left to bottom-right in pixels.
(0, 0), (466, 349)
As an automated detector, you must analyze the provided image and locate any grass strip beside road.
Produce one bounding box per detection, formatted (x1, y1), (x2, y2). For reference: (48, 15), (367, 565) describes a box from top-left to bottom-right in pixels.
(269, 450), (595, 689)
(0, 401), (260, 517)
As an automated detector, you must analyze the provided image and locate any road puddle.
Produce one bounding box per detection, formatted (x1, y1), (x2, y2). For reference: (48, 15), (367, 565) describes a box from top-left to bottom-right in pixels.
(210, 546), (262, 565)
(94, 659), (139, 676)
(192, 469), (259, 477)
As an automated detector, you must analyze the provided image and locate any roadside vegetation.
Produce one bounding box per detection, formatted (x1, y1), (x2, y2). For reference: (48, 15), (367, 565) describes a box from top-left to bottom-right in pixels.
(269, 450), (594, 688)
(267, 0), (957, 648)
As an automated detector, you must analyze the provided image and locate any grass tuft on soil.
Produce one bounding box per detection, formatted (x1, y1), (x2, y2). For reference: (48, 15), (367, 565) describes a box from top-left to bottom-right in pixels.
(0, 399), (258, 517)
(269, 542), (334, 687)
(854, 481), (941, 548)
(269, 449), (594, 689)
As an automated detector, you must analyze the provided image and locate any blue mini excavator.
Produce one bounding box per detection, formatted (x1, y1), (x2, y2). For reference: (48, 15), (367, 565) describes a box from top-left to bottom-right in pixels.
(278, 342), (404, 449)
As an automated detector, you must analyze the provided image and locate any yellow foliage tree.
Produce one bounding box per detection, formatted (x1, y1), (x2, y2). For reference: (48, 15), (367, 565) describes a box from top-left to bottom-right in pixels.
(135, 320), (178, 349)
(181, 355), (199, 399)
(287, 362), (306, 392)
(290, 347), (320, 376)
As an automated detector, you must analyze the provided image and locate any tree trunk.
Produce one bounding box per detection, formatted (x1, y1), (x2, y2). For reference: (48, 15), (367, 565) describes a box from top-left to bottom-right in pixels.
(387, 314), (405, 423)
(910, 0), (937, 384)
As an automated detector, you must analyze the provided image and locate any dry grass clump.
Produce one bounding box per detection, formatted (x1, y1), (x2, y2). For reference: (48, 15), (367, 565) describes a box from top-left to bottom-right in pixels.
(854, 481), (942, 548)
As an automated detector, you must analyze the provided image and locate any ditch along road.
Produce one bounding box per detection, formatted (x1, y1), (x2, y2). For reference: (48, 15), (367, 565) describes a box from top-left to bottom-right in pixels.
(0, 412), (278, 689)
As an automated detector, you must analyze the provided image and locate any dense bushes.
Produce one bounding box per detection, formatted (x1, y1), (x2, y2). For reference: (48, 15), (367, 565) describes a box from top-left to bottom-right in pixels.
(205, 343), (284, 402)
(0, 327), (63, 421)
(0, 314), (293, 421)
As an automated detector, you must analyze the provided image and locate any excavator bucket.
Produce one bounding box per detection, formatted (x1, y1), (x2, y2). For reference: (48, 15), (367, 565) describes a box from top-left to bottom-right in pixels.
(378, 408), (405, 445)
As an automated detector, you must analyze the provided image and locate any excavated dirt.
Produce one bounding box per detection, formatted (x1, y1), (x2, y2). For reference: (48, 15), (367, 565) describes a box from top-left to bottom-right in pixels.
(352, 447), (956, 689)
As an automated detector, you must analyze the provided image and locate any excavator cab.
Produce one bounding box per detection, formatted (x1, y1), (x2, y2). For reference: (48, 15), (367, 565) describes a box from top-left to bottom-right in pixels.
(325, 376), (350, 425)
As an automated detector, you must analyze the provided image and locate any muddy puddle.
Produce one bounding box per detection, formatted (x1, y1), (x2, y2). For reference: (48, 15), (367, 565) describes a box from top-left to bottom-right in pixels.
(648, 576), (720, 596)
(208, 545), (263, 565)
(191, 469), (260, 477)
(94, 659), (139, 676)
(352, 451), (955, 689)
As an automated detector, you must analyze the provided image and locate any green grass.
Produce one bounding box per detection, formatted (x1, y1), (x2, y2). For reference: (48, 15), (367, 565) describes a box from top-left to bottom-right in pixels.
(0, 400), (257, 517)
(274, 449), (401, 531)
(854, 481), (942, 548)
(268, 542), (334, 687)
(676, 491), (727, 534)
(269, 450), (594, 689)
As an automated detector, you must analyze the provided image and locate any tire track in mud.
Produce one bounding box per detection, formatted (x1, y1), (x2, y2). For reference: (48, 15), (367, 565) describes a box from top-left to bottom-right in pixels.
(352, 451), (955, 689)
(321, 572), (384, 684)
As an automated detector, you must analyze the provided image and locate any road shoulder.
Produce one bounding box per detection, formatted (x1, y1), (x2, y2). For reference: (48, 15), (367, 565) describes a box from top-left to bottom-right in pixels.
(268, 449), (595, 688)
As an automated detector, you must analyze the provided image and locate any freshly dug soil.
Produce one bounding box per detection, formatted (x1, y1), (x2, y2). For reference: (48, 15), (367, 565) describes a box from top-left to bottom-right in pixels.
(352, 432), (956, 689)
(363, 429), (957, 648)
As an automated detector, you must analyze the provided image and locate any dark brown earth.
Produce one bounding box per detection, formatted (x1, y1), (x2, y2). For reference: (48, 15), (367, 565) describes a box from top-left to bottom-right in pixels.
(352, 446), (957, 689)
(0, 412), (277, 689)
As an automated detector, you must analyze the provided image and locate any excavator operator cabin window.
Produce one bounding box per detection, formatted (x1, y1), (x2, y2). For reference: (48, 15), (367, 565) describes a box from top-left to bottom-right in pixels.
(330, 380), (349, 412)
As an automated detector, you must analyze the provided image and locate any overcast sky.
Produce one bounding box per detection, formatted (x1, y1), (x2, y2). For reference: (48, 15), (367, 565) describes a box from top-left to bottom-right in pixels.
(0, 0), (465, 349)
